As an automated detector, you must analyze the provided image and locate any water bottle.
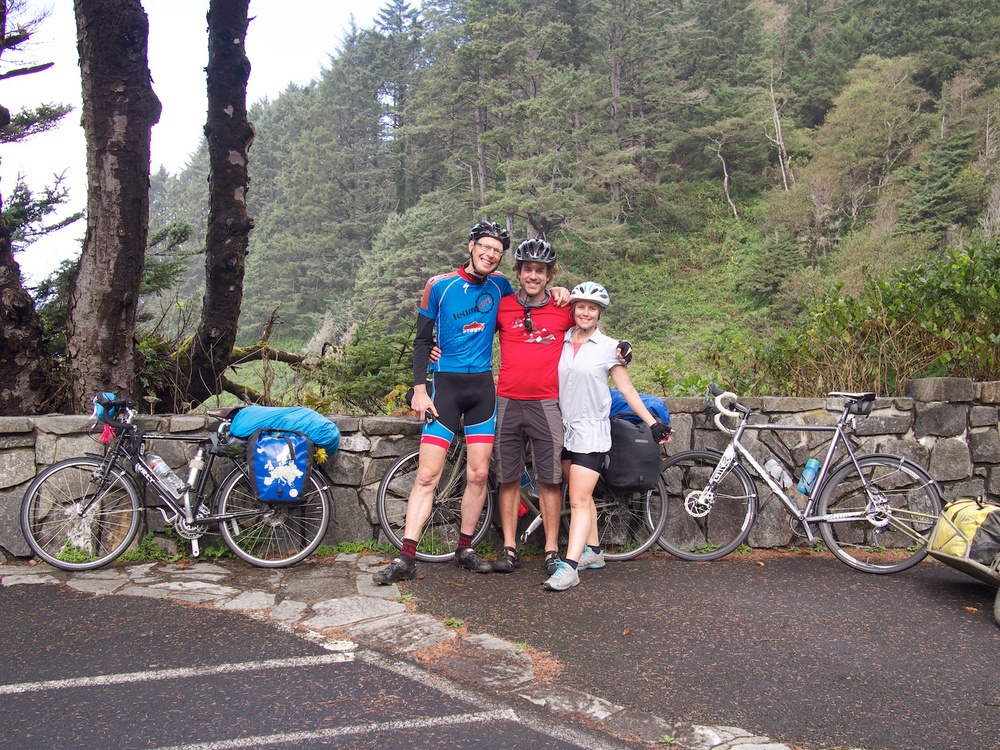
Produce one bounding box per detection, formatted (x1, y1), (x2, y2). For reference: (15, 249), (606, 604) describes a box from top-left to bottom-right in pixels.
(797, 458), (821, 495)
(764, 458), (793, 490)
(147, 454), (186, 499)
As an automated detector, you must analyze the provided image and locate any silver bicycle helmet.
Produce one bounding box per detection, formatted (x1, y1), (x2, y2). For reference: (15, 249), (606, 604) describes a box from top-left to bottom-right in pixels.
(569, 281), (610, 309)
(513, 238), (556, 265)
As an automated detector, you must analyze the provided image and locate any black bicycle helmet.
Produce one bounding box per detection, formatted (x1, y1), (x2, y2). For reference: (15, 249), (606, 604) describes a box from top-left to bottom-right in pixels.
(514, 238), (556, 265)
(469, 220), (511, 251)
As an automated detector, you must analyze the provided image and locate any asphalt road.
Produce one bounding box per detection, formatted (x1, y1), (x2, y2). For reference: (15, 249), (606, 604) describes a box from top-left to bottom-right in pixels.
(0, 584), (642, 750)
(401, 550), (1000, 750)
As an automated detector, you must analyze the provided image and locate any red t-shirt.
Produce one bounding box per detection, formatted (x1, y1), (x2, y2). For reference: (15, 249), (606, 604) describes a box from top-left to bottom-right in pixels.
(496, 294), (574, 400)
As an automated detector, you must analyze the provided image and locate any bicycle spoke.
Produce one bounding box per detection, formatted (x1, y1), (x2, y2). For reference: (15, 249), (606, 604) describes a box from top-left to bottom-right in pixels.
(657, 451), (756, 561)
(818, 455), (942, 574)
(21, 459), (141, 571)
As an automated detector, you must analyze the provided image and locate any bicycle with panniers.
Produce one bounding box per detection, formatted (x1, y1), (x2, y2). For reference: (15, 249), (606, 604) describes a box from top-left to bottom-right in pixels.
(20, 393), (333, 571)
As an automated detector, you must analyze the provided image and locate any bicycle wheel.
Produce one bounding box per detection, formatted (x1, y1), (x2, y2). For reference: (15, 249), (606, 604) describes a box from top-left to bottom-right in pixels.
(216, 467), (331, 567)
(376, 440), (497, 562)
(817, 454), (942, 574)
(589, 476), (669, 561)
(656, 450), (758, 561)
(20, 457), (142, 571)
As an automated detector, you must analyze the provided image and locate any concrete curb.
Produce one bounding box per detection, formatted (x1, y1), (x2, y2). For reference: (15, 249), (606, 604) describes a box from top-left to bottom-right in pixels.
(1, 554), (822, 750)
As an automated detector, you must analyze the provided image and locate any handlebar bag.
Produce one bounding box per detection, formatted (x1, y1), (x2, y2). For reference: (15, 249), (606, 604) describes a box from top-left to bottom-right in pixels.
(248, 429), (314, 502)
(604, 417), (661, 491)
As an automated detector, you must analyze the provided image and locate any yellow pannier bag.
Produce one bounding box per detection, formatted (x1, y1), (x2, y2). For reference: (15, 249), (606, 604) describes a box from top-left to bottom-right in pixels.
(928, 497), (1000, 587)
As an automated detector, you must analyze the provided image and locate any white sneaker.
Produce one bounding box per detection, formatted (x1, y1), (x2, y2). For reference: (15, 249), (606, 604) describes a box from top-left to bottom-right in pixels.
(543, 560), (580, 591)
(578, 546), (606, 570)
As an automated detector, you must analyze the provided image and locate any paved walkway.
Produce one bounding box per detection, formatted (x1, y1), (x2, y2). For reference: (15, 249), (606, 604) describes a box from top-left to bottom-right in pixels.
(1, 554), (809, 750)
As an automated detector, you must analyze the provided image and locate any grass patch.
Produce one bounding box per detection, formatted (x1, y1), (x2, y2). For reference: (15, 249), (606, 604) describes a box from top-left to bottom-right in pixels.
(119, 533), (184, 563)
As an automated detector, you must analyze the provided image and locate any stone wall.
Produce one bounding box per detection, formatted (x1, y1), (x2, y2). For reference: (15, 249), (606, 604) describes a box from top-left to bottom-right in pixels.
(1, 377), (997, 560)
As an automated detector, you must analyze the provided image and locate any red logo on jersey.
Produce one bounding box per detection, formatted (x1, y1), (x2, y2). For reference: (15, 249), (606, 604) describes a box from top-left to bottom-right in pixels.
(463, 322), (485, 333)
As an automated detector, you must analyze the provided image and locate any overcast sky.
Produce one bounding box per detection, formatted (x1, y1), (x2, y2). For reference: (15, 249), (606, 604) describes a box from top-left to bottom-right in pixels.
(2, 0), (387, 283)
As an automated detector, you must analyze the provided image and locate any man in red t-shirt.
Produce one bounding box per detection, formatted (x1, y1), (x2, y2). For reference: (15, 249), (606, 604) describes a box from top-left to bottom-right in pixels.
(492, 239), (573, 575)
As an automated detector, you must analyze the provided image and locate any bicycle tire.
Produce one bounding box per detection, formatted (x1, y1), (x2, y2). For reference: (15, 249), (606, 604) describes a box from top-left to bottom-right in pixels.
(656, 449), (758, 561)
(816, 454), (942, 574)
(216, 466), (331, 568)
(20, 457), (142, 571)
(376, 441), (497, 562)
(587, 476), (669, 561)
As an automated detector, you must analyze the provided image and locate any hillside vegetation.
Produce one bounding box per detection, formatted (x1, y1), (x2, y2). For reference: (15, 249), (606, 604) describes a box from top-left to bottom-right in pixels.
(147, 0), (1000, 412)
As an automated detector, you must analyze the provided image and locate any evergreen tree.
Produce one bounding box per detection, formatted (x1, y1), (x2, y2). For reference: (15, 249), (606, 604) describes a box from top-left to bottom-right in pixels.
(896, 130), (979, 235)
(241, 25), (393, 343)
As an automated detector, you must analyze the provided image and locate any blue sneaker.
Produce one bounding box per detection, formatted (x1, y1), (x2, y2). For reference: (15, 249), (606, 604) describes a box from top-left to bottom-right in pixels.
(579, 546), (606, 570)
(543, 560), (580, 591)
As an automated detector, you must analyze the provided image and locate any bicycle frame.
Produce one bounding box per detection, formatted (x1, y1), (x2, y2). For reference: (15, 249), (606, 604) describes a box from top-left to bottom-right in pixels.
(97, 414), (260, 556)
(713, 403), (876, 544)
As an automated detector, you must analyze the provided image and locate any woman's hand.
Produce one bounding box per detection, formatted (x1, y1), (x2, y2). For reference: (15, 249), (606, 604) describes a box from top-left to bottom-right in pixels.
(650, 421), (672, 444)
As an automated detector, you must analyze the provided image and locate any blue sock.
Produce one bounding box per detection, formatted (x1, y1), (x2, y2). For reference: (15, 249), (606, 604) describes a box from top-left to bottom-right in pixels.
(565, 559), (579, 570)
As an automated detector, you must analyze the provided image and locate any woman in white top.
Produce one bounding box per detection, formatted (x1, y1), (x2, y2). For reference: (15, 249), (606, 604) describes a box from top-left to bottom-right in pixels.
(546, 281), (671, 592)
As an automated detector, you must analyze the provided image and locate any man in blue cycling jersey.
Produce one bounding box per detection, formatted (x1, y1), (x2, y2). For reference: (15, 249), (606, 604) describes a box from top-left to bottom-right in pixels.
(374, 221), (517, 584)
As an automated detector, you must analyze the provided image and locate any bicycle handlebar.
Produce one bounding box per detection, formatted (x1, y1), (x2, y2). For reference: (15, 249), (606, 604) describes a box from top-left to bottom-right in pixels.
(707, 384), (741, 435)
(92, 393), (137, 430)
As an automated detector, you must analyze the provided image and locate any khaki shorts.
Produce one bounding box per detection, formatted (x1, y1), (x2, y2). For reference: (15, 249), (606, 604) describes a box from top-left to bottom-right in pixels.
(494, 397), (563, 485)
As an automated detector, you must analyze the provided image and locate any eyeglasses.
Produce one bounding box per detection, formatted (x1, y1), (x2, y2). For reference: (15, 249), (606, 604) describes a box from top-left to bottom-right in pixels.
(473, 241), (504, 257)
(522, 307), (534, 333)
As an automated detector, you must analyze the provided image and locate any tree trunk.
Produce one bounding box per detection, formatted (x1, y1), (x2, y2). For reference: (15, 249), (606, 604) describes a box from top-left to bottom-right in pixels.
(66, 0), (160, 411)
(0, 228), (48, 415)
(173, 0), (253, 410)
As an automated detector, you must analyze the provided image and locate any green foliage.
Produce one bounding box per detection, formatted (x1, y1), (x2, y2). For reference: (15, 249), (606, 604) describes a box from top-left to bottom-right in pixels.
(135, 334), (176, 401)
(723, 241), (1000, 395)
(55, 543), (97, 565)
(896, 131), (980, 235)
(119, 533), (183, 563)
(0, 102), (73, 143)
(310, 317), (415, 415)
(1, 176), (81, 252)
(140, 223), (195, 296)
(316, 540), (398, 556)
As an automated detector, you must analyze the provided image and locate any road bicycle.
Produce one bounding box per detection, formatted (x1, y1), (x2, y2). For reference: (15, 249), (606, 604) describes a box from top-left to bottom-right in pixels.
(376, 436), (668, 562)
(656, 386), (943, 574)
(375, 436), (497, 561)
(20, 395), (332, 571)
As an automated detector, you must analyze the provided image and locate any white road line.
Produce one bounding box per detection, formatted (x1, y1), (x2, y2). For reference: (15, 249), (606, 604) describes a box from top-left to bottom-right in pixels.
(148, 710), (521, 750)
(357, 649), (641, 750)
(0, 653), (353, 696)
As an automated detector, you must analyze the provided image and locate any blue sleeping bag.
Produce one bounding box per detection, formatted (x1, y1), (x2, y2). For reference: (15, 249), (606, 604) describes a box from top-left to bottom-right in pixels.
(229, 406), (341, 453)
(609, 390), (670, 425)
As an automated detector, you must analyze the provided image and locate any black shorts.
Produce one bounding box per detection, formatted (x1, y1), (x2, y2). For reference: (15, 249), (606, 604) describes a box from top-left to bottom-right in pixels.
(561, 448), (606, 474)
(422, 371), (497, 450)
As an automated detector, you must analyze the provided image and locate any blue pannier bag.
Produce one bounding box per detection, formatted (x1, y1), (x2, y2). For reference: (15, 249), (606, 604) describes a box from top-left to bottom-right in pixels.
(248, 429), (313, 502)
(230, 406), (340, 453)
(609, 390), (670, 426)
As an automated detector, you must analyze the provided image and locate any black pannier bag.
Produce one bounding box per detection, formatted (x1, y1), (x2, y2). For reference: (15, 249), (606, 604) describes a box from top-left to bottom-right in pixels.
(604, 416), (661, 491)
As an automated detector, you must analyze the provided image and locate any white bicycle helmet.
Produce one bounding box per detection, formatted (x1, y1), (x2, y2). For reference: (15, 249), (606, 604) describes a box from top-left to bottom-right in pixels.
(569, 281), (610, 309)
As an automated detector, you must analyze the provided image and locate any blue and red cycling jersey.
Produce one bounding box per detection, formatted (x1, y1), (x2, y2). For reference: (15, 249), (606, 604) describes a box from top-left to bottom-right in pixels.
(418, 265), (514, 375)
